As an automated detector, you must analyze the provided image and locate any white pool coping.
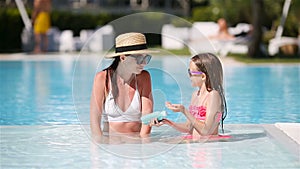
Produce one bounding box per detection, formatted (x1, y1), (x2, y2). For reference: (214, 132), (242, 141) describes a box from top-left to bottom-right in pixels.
(0, 52), (80, 61)
(274, 123), (300, 145)
(1, 53), (300, 66)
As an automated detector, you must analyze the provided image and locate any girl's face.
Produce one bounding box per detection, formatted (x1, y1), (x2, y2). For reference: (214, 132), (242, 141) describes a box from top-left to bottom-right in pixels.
(189, 61), (205, 87)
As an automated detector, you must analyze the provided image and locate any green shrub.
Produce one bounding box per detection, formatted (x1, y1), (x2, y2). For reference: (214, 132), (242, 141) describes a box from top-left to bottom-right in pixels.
(0, 8), (23, 53)
(0, 8), (122, 53)
(192, 6), (221, 22)
(51, 10), (121, 36)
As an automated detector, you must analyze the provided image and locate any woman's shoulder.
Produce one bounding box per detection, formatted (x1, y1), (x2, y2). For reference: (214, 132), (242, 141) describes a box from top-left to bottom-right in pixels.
(91, 70), (108, 93)
(94, 70), (109, 83)
(137, 70), (151, 79)
(140, 70), (150, 75)
(136, 70), (151, 88)
(95, 69), (108, 77)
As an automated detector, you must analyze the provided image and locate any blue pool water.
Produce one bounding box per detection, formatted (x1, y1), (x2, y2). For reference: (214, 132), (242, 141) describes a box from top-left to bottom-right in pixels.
(0, 56), (299, 125)
(1, 55), (299, 169)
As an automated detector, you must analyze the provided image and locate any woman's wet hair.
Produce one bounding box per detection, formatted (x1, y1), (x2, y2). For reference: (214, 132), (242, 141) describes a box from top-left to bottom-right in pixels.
(191, 53), (227, 133)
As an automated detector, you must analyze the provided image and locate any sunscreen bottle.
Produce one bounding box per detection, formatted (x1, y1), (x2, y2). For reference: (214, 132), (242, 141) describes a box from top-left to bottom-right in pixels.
(141, 111), (168, 125)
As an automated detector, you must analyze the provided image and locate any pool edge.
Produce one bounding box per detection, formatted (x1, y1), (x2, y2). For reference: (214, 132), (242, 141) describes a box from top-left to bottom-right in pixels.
(263, 124), (300, 158)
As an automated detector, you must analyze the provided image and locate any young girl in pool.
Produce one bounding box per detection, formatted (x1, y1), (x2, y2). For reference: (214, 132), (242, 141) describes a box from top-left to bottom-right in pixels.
(151, 53), (227, 139)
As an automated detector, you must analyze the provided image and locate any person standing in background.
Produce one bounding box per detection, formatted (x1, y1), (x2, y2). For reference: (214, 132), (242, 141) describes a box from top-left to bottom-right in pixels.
(32, 0), (51, 53)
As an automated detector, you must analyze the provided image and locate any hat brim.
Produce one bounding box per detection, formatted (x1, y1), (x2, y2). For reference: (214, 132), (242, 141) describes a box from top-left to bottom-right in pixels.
(105, 49), (159, 58)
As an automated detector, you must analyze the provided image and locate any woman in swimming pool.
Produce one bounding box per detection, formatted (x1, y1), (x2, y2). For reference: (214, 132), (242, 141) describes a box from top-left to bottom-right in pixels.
(90, 32), (157, 143)
(151, 53), (227, 138)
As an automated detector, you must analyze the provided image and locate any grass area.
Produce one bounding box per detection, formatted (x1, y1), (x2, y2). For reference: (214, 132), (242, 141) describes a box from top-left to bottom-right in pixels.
(164, 47), (191, 56)
(149, 46), (191, 56)
(154, 47), (300, 64)
(103, 46), (299, 64)
(104, 46), (192, 56)
(228, 53), (300, 64)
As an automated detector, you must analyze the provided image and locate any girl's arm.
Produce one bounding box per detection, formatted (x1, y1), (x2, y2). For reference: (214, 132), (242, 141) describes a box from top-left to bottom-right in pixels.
(90, 71), (107, 142)
(161, 91), (199, 133)
(166, 91), (221, 136)
(161, 119), (192, 133)
(138, 70), (153, 138)
(183, 91), (221, 135)
(163, 102), (192, 133)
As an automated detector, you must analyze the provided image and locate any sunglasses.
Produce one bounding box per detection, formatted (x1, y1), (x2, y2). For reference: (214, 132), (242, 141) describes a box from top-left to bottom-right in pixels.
(188, 69), (203, 76)
(128, 54), (152, 65)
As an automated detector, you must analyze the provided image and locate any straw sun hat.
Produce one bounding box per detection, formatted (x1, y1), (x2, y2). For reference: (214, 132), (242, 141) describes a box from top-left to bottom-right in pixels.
(105, 32), (159, 58)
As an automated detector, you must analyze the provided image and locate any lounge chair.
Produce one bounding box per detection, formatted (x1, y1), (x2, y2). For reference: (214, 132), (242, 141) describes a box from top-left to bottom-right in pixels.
(268, 0), (299, 56)
(188, 21), (251, 57)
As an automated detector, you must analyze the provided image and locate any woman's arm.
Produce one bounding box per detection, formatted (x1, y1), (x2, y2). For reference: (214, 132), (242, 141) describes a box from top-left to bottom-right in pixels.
(138, 70), (153, 138)
(90, 71), (107, 141)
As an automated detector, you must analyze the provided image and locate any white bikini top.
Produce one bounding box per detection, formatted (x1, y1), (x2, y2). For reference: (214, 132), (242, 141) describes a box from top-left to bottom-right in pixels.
(102, 76), (141, 122)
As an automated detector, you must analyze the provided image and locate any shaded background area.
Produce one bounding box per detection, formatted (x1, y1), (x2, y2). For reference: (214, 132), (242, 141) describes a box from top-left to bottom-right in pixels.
(0, 0), (299, 56)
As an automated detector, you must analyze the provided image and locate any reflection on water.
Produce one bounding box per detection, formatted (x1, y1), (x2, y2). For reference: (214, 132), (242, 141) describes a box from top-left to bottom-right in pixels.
(1, 124), (299, 168)
(0, 61), (77, 125)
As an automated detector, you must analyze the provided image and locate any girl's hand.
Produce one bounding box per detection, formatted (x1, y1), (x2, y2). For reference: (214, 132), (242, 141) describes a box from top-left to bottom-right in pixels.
(165, 102), (185, 113)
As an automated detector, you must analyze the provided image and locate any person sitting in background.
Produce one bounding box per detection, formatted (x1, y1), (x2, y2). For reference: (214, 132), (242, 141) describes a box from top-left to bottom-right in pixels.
(32, 0), (51, 53)
(209, 18), (235, 41)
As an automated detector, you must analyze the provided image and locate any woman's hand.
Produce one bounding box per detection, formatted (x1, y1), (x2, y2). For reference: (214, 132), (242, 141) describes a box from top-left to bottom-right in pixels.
(92, 134), (110, 144)
(165, 102), (185, 113)
(148, 118), (173, 127)
(149, 118), (164, 127)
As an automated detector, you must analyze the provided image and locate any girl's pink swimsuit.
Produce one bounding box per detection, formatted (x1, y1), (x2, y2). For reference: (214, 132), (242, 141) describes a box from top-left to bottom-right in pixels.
(189, 105), (222, 121)
(183, 94), (230, 140)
